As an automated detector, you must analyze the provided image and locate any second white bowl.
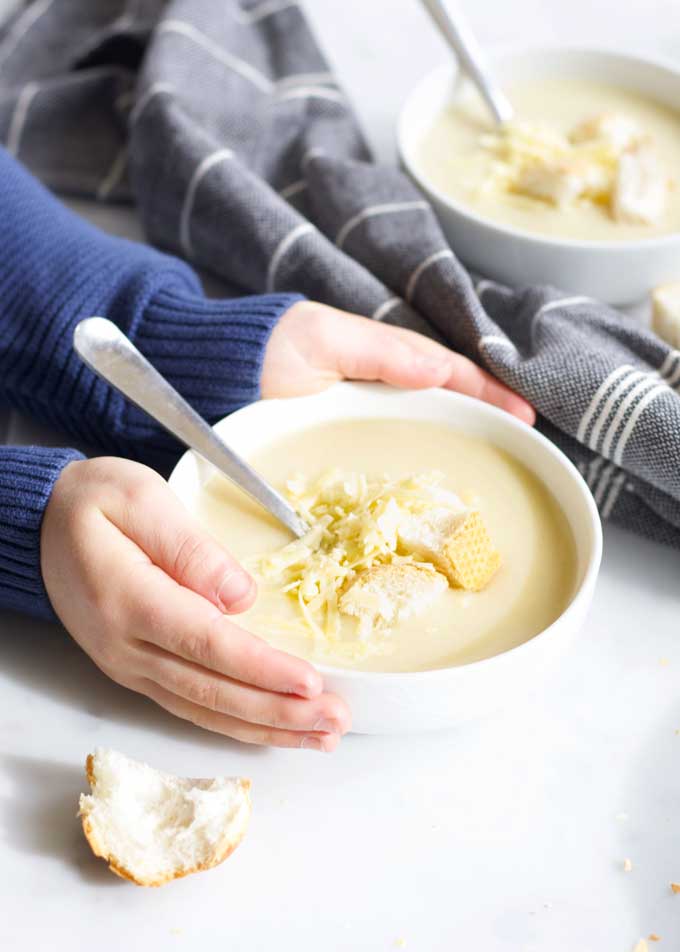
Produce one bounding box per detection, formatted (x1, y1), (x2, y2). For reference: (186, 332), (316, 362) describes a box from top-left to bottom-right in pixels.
(398, 47), (680, 305)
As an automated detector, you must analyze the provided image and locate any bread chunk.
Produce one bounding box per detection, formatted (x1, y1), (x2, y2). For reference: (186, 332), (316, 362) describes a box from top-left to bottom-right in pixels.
(514, 158), (586, 207)
(399, 508), (501, 592)
(613, 142), (667, 224)
(79, 748), (251, 886)
(652, 281), (680, 349)
(339, 563), (448, 636)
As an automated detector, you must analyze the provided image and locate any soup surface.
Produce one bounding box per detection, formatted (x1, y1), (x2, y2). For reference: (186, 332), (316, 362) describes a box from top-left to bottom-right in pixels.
(193, 420), (577, 672)
(416, 78), (680, 241)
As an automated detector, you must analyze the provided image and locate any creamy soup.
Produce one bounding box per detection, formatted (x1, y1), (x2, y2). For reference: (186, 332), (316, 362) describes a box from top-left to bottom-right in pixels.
(416, 78), (680, 241)
(193, 420), (577, 672)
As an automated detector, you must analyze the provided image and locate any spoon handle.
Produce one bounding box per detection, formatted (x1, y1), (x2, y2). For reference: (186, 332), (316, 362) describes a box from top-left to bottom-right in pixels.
(420, 0), (513, 125)
(73, 317), (310, 539)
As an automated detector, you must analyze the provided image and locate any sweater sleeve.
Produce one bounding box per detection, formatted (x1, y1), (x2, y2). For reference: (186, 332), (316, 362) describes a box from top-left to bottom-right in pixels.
(0, 146), (302, 473)
(0, 445), (85, 619)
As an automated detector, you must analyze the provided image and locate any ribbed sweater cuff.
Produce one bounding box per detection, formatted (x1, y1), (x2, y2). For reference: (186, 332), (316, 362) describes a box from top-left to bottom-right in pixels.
(128, 290), (304, 436)
(0, 446), (85, 620)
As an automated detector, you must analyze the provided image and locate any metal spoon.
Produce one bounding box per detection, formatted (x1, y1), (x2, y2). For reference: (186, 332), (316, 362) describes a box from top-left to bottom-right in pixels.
(73, 317), (310, 538)
(420, 0), (513, 125)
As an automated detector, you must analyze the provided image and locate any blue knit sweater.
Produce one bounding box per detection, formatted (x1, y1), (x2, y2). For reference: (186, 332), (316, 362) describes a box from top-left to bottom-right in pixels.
(0, 148), (301, 621)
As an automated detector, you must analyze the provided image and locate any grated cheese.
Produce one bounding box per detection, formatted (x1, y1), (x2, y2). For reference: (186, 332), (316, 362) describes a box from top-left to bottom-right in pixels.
(255, 469), (460, 647)
(479, 113), (667, 223)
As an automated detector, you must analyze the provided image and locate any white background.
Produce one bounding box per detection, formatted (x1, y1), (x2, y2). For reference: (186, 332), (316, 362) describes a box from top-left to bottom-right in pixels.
(2, 2), (680, 950)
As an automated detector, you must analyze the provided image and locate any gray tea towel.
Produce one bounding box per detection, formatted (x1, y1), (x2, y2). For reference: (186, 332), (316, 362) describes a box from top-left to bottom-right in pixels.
(1, 0), (680, 545)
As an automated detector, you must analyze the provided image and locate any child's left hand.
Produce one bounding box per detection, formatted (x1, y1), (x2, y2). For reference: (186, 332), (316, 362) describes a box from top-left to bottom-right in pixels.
(261, 301), (535, 424)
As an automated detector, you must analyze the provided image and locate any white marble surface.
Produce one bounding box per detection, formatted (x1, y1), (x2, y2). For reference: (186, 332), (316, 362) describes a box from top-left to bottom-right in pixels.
(2, 2), (680, 950)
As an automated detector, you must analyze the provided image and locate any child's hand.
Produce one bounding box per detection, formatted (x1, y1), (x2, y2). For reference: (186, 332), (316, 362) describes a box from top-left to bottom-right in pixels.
(41, 457), (350, 750)
(261, 301), (535, 424)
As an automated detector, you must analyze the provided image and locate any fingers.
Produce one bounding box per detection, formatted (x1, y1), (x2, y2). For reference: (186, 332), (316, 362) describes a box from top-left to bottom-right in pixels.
(104, 471), (256, 614)
(139, 641), (350, 734)
(142, 680), (340, 751)
(310, 305), (536, 423)
(263, 300), (535, 424)
(332, 314), (454, 390)
(174, 610), (324, 699)
(126, 562), (324, 699)
(440, 352), (536, 425)
(340, 318), (536, 423)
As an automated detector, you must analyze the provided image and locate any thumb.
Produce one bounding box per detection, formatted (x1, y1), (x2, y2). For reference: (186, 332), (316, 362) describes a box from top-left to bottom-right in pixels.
(106, 466), (256, 614)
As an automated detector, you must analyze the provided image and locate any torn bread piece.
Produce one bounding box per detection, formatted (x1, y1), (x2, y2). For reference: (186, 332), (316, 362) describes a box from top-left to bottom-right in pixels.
(79, 748), (251, 887)
(652, 281), (680, 349)
(398, 508), (501, 592)
(339, 563), (448, 639)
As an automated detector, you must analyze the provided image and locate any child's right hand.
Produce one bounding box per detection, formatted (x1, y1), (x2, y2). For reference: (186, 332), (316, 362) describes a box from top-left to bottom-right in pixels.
(41, 457), (350, 750)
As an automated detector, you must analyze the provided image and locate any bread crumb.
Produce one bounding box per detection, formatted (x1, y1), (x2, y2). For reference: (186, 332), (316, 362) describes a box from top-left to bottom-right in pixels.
(670, 882), (680, 894)
(623, 858), (633, 872)
(395, 939), (407, 949)
(660, 658), (670, 666)
(633, 940), (649, 952)
(170, 928), (183, 937)
(648, 935), (661, 942)
(616, 812), (630, 822)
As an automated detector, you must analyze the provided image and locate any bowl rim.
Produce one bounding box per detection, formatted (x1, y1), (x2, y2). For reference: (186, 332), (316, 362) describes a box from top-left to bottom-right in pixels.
(397, 43), (680, 252)
(168, 382), (604, 681)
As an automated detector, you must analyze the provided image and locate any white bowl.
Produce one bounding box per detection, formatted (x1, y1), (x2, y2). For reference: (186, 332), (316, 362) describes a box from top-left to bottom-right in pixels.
(168, 383), (602, 733)
(398, 47), (680, 305)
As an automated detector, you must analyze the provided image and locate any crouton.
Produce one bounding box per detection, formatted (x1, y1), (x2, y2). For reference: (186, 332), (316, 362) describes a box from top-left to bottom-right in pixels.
(399, 508), (500, 592)
(339, 563), (448, 636)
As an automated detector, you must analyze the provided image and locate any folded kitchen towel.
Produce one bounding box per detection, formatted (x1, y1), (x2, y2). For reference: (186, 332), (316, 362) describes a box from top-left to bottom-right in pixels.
(2, 0), (680, 545)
